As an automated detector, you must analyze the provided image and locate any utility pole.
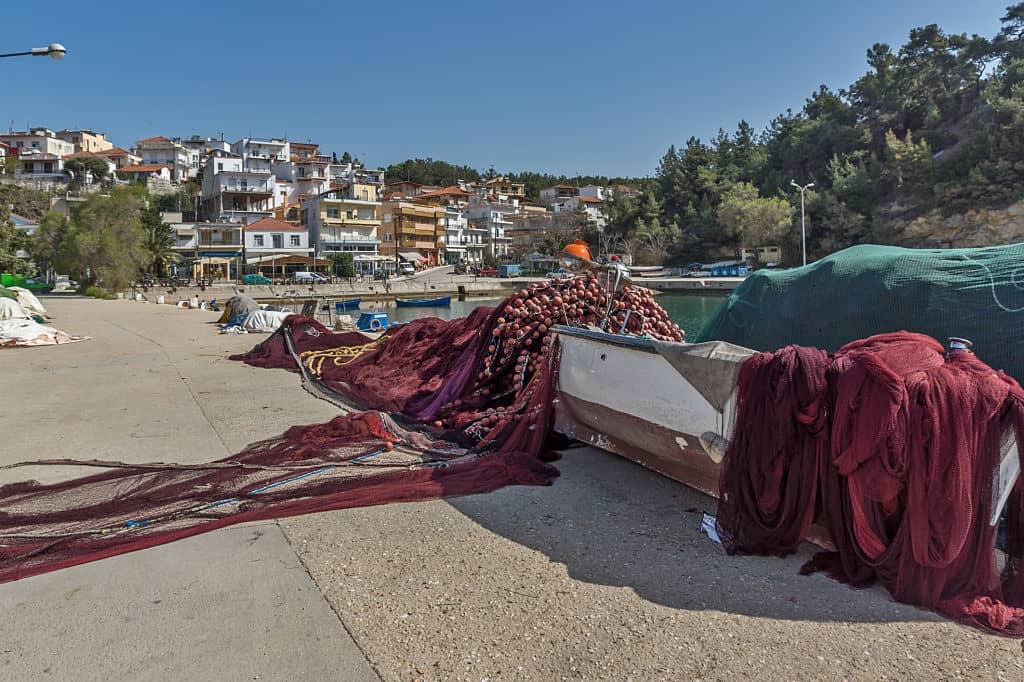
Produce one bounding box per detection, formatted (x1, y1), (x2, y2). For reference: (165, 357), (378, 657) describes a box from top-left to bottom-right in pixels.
(790, 180), (814, 266)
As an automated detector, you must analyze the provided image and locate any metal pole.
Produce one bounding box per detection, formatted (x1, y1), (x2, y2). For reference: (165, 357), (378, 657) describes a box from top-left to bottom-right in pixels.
(800, 189), (806, 267)
(790, 180), (814, 266)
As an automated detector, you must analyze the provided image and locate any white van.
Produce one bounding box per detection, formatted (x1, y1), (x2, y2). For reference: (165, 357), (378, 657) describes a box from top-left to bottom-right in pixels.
(294, 271), (328, 283)
(399, 263), (415, 276)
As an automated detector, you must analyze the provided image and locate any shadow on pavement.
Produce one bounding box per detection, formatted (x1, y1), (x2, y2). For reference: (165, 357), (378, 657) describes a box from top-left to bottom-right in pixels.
(447, 445), (945, 627)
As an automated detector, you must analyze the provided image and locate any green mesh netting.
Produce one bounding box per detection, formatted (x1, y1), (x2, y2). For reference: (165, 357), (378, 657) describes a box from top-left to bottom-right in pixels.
(697, 243), (1024, 381)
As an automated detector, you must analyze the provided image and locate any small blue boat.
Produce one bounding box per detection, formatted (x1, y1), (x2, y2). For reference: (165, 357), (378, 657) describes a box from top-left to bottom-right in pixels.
(395, 296), (451, 308)
(334, 298), (362, 312)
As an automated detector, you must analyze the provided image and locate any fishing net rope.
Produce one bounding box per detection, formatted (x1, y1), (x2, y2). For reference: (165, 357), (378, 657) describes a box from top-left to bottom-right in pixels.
(0, 276), (681, 583)
(718, 331), (1024, 634)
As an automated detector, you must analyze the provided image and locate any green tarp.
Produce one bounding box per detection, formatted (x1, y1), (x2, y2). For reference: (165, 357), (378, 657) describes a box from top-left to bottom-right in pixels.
(697, 243), (1024, 381)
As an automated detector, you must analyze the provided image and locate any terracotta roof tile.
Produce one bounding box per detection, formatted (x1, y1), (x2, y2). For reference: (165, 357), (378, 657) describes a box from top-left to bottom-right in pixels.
(244, 216), (307, 232)
(136, 135), (171, 144)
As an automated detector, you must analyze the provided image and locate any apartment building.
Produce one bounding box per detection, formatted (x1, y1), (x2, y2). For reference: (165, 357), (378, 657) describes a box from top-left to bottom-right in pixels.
(200, 149), (274, 223)
(414, 186), (484, 265)
(302, 182), (384, 274)
(379, 199), (444, 267)
(56, 129), (114, 154)
(0, 128), (74, 158)
(135, 136), (191, 182)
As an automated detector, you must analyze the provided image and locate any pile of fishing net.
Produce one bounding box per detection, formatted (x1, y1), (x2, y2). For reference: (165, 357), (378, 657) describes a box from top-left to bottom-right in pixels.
(718, 331), (1024, 634)
(0, 275), (681, 582)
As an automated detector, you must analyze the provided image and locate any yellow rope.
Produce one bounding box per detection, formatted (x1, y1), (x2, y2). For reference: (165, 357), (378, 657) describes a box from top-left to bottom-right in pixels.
(299, 339), (383, 376)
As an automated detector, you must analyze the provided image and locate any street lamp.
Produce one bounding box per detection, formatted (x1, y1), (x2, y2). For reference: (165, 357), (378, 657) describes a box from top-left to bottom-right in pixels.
(0, 43), (67, 60)
(790, 180), (814, 266)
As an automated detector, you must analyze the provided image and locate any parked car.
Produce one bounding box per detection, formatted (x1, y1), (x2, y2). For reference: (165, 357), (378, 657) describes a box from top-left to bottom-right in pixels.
(474, 267), (498, 277)
(546, 269), (573, 279)
(453, 263), (469, 275)
(294, 271), (329, 284)
(399, 263), (415, 276)
(243, 274), (272, 285)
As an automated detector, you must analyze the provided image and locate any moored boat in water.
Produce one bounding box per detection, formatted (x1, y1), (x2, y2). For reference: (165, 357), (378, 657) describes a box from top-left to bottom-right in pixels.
(395, 296), (451, 308)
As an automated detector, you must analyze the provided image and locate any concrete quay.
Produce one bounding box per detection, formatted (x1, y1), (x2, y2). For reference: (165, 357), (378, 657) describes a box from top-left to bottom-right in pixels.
(2, 297), (1014, 681)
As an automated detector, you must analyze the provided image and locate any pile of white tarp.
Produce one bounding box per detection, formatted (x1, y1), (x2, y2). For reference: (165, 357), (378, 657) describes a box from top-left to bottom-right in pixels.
(0, 318), (88, 348)
(0, 298), (30, 320)
(9, 287), (47, 317)
(219, 309), (291, 334)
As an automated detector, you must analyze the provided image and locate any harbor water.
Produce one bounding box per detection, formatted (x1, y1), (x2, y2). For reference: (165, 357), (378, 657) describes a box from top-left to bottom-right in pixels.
(352, 293), (727, 339)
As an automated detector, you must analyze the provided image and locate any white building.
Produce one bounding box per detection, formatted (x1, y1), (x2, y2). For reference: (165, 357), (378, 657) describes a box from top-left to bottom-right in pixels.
(135, 136), (191, 182)
(465, 195), (515, 259)
(201, 149), (274, 224)
(0, 129), (74, 158)
(14, 151), (68, 181)
(231, 137), (290, 174)
(553, 195), (607, 229)
(244, 216), (310, 258)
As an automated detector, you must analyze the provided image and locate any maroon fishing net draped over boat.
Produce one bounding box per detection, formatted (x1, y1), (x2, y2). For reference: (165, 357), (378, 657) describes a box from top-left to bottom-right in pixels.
(718, 331), (1024, 634)
(0, 276), (682, 583)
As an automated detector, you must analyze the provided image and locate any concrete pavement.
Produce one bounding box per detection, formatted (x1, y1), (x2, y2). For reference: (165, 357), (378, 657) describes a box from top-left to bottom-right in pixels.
(0, 297), (377, 681)
(3, 297), (1022, 680)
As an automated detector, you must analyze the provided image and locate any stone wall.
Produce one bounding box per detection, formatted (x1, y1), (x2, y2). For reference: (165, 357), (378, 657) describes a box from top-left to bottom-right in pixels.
(881, 199), (1024, 248)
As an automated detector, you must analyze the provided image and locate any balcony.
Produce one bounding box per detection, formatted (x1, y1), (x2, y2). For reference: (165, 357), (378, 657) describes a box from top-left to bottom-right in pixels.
(219, 185), (273, 196)
(324, 216), (378, 227)
(197, 237), (242, 247)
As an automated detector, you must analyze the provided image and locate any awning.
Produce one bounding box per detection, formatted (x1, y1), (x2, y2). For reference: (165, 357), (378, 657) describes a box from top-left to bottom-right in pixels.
(398, 251), (422, 262)
(246, 254), (331, 266)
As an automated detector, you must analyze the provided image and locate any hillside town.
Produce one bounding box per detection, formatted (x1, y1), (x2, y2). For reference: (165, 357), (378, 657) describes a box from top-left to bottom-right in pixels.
(1, 127), (641, 281)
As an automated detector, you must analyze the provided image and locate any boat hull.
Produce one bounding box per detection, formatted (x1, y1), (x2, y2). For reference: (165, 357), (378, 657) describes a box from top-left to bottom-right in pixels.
(395, 296), (451, 308)
(552, 327), (736, 498)
(334, 298), (361, 312)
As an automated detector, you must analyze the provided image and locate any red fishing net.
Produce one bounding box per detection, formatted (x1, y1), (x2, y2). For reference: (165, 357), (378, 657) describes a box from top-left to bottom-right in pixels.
(719, 331), (1024, 634)
(0, 276), (681, 583)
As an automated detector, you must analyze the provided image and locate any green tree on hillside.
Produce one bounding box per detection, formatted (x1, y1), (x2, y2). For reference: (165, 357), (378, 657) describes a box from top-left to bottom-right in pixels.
(717, 182), (795, 253)
(55, 189), (149, 291)
(0, 184), (34, 273)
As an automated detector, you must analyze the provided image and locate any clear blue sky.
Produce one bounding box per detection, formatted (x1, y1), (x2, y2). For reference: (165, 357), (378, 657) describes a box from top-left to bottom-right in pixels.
(1, 0), (1011, 177)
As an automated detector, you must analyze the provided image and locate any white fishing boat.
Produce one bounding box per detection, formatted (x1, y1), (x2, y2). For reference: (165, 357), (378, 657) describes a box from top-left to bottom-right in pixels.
(551, 324), (749, 497)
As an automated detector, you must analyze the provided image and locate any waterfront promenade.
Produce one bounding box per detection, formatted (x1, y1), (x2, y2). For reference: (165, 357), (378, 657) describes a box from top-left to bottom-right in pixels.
(1, 297), (1019, 680)
(135, 265), (746, 306)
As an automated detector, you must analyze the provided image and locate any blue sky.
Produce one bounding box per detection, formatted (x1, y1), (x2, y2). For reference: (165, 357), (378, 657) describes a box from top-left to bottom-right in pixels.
(1, 0), (1012, 177)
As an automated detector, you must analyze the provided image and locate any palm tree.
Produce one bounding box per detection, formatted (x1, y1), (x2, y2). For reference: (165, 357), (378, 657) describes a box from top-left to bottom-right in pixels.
(140, 205), (180, 277)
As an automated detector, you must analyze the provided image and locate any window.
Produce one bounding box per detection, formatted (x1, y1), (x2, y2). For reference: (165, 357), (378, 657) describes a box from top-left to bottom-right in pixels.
(272, 234), (284, 249)
(346, 210), (354, 219)
(290, 235), (301, 247)
(253, 235), (264, 247)
(384, 233), (393, 242)
(327, 208), (341, 219)
(31, 142), (39, 149)
(361, 189), (369, 200)
(217, 162), (223, 172)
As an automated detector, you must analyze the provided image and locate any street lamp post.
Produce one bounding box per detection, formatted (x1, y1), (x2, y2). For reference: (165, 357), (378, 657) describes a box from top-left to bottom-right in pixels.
(790, 180), (814, 266)
(0, 43), (67, 60)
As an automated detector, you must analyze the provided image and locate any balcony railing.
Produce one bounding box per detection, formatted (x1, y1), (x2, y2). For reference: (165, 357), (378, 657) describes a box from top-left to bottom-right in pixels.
(220, 185), (273, 193)
(197, 238), (242, 246)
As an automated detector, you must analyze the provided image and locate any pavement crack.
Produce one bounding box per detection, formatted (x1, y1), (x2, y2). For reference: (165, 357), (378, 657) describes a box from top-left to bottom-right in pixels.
(100, 317), (233, 456)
